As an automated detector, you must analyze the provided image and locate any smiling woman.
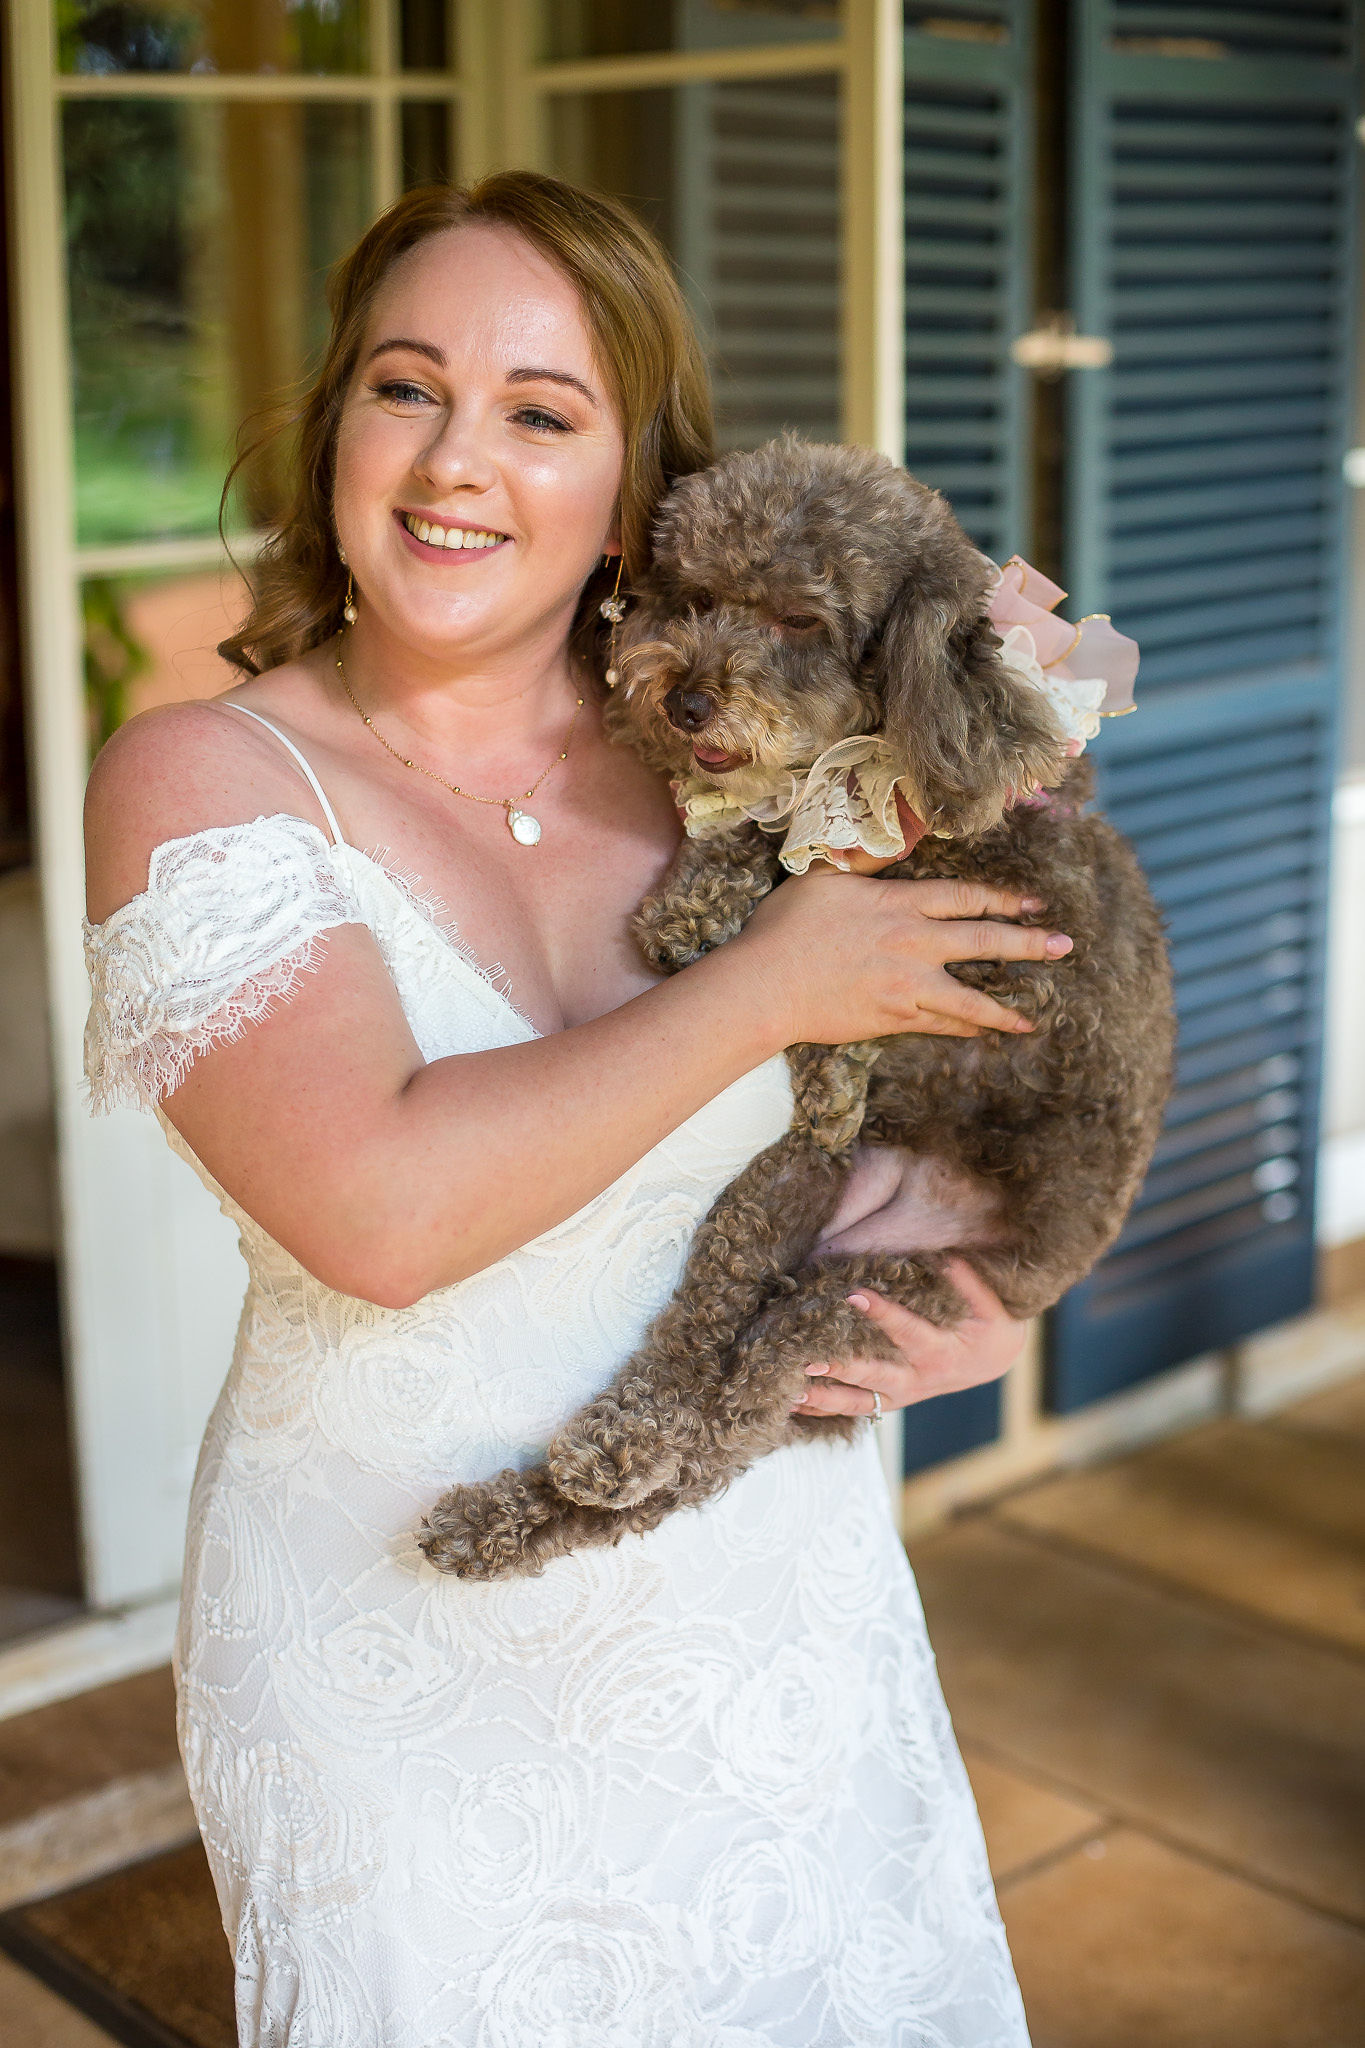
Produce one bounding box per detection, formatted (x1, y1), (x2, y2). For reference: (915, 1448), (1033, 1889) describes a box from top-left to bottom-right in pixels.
(216, 177), (712, 685)
(79, 172), (1037, 2046)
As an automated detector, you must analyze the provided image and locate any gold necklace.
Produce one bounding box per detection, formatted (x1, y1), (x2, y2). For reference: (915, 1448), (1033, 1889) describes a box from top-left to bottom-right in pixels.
(334, 632), (584, 847)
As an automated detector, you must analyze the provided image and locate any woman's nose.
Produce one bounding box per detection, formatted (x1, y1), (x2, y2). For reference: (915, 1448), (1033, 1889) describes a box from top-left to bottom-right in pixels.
(414, 413), (498, 494)
(664, 686), (716, 732)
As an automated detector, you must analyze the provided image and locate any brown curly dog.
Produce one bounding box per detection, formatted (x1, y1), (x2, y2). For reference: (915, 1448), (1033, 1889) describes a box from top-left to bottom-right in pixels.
(419, 437), (1174, 1579)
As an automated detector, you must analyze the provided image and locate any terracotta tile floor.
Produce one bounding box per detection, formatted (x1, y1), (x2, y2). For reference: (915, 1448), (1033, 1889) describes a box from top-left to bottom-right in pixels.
(1, 1371), (1362, 2045)
(0, 1669), (181, 1832)
(0, 1951), (119, 2047)
(916, 1367), (1365, 2046)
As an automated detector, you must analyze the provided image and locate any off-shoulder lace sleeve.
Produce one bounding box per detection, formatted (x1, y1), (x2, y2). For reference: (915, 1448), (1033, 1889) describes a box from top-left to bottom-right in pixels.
(83, 815), (366, 1114)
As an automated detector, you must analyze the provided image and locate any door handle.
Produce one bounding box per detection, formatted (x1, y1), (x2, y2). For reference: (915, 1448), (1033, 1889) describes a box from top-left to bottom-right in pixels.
(1010, 314), (1114, 375)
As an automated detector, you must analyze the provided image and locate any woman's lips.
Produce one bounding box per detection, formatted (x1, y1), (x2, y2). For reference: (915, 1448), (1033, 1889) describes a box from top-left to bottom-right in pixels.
(393, 508), (512, 563)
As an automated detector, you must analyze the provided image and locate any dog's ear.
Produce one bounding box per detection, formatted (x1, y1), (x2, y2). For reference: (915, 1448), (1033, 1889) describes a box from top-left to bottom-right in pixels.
(873, 564), (1070, 838)
(598, 592), (684, 769)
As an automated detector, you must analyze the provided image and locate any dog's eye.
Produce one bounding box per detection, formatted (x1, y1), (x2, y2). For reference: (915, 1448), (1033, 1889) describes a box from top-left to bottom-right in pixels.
(779, 613), (822, 633)
(690, 595), (714, 616)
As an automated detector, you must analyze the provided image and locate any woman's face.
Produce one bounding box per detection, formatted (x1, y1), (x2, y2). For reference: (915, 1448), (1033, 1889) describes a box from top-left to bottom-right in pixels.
(333, 222), (626, 672)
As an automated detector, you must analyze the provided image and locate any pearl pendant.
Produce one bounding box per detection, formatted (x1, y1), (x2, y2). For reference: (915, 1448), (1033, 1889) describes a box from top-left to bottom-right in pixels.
(507, 806), (542, 846)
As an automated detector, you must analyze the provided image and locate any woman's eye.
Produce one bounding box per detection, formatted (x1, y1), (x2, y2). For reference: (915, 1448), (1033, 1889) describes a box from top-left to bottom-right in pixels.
(374, 379), (433, 408)
(512, 406), (571, 434)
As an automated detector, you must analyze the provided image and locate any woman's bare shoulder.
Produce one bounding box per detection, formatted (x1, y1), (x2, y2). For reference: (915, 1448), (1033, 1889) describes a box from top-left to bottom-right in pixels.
(84, 675), (328, 923)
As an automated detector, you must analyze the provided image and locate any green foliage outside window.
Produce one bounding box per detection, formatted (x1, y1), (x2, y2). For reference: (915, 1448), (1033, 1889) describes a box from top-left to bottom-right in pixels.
(83, 578), (151, 753)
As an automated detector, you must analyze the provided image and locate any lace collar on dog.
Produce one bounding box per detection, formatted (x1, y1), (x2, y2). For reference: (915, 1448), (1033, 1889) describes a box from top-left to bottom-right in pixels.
(677, 737), (921, 874)
(675, 554), (1139, 874)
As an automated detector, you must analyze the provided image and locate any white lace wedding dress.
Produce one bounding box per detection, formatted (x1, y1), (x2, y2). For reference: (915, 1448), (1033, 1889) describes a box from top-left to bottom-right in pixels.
(83, 727), (1030, 2048)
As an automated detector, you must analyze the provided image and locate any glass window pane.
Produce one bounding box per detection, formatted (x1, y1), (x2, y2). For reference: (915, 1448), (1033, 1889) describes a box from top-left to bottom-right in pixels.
(83, 566), (249, 754)
(400, 0), (452, 70)
(546, 75), (841, 449)
(540, 0), (841, 62)
(401, 101), (456, 189)
(56, 1), (368, 75)
(64, 98), (372, 545)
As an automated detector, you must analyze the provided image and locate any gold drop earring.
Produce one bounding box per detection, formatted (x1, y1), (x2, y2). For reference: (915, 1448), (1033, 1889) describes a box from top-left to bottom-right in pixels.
(337, 542), (357, 625)
(599, 552), (627, 687)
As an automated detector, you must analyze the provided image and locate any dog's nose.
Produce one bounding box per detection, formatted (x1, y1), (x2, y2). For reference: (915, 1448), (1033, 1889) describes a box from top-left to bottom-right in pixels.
(664, 686), (715, 732)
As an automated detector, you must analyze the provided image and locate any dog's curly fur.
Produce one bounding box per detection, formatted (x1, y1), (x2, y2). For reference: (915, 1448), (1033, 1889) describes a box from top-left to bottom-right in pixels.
(419, 438), (1174, 1580)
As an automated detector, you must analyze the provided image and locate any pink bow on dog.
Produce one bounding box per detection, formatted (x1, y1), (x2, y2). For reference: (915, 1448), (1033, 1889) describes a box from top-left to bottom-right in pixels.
(987, 556), (1138, 753)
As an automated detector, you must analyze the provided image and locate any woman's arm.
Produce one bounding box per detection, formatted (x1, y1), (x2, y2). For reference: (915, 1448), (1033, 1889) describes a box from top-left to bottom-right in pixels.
(163, 920), (788, 1306)
(86, 705), (1069, 1308)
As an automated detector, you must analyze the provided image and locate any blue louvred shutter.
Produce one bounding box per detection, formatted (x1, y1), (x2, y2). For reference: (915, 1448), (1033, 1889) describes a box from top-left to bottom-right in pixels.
(673, 70), (842, 451)
(1048, 0), (1357, 1408)
(901, 0), (1035, 564)
(898, 0), (1037, 1470)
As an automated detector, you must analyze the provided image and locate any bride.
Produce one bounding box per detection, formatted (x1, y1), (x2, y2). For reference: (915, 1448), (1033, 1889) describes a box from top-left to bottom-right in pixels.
(82, 173), (1058, 2045)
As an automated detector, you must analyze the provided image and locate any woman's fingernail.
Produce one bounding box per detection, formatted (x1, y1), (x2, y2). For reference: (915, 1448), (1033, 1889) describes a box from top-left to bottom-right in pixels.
(805, 1363), (829, 1376)
(1045, 933), (1073, 957)
(1021, 896), (1046, 911)
(1012, 1018), (1035, 1032)
(846, 1292), (872, 1313)
(791, 1393), (809, 1407)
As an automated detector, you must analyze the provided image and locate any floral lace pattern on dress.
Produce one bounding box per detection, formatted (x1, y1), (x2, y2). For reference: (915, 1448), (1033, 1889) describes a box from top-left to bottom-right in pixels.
(82, 811), (1030, 2047)
(83, 816), (365, 1114)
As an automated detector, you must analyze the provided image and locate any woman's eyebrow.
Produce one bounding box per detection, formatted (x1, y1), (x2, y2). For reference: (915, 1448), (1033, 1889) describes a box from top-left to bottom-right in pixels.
(362, 342), (599, 409)
(366, 337), (445, 366)
(506, 366), (600, 409)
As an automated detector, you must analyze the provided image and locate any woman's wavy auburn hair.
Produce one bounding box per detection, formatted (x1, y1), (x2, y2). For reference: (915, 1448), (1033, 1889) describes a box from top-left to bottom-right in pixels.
(218, 171), (716, 677)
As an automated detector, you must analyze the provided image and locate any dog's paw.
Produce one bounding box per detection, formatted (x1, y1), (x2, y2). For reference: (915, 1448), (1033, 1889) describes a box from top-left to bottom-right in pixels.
(546, 1423), (681, 1510)
(418, 1470), (557, 1580)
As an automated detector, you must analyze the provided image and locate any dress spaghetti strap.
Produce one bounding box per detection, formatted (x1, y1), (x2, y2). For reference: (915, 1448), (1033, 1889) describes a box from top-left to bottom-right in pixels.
(222, 702), (347, 848)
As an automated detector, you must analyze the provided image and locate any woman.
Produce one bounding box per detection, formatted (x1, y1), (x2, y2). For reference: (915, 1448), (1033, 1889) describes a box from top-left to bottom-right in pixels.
(84, 175), (1056, 2045)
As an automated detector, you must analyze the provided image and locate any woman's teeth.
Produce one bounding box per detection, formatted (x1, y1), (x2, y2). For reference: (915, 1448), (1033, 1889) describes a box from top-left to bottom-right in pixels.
(402, 513), (507, 550)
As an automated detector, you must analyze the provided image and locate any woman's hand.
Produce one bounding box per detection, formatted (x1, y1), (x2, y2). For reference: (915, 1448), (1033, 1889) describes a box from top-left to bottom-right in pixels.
(738, 869), (1072, 1045)
(790, 1259), (1026, 1419)
(734, 785), (1070, 1045)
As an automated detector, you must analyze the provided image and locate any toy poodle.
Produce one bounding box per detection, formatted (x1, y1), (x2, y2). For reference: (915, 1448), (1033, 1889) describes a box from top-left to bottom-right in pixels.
(419, 437), (1174, 1579)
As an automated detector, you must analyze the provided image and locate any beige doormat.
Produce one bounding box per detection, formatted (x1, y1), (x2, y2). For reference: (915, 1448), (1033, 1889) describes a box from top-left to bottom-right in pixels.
(0, 1840), (233, 2048)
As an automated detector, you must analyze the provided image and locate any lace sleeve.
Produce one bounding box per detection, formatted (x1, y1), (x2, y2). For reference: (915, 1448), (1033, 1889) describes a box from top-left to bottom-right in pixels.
(83, 815), (366, 1114)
